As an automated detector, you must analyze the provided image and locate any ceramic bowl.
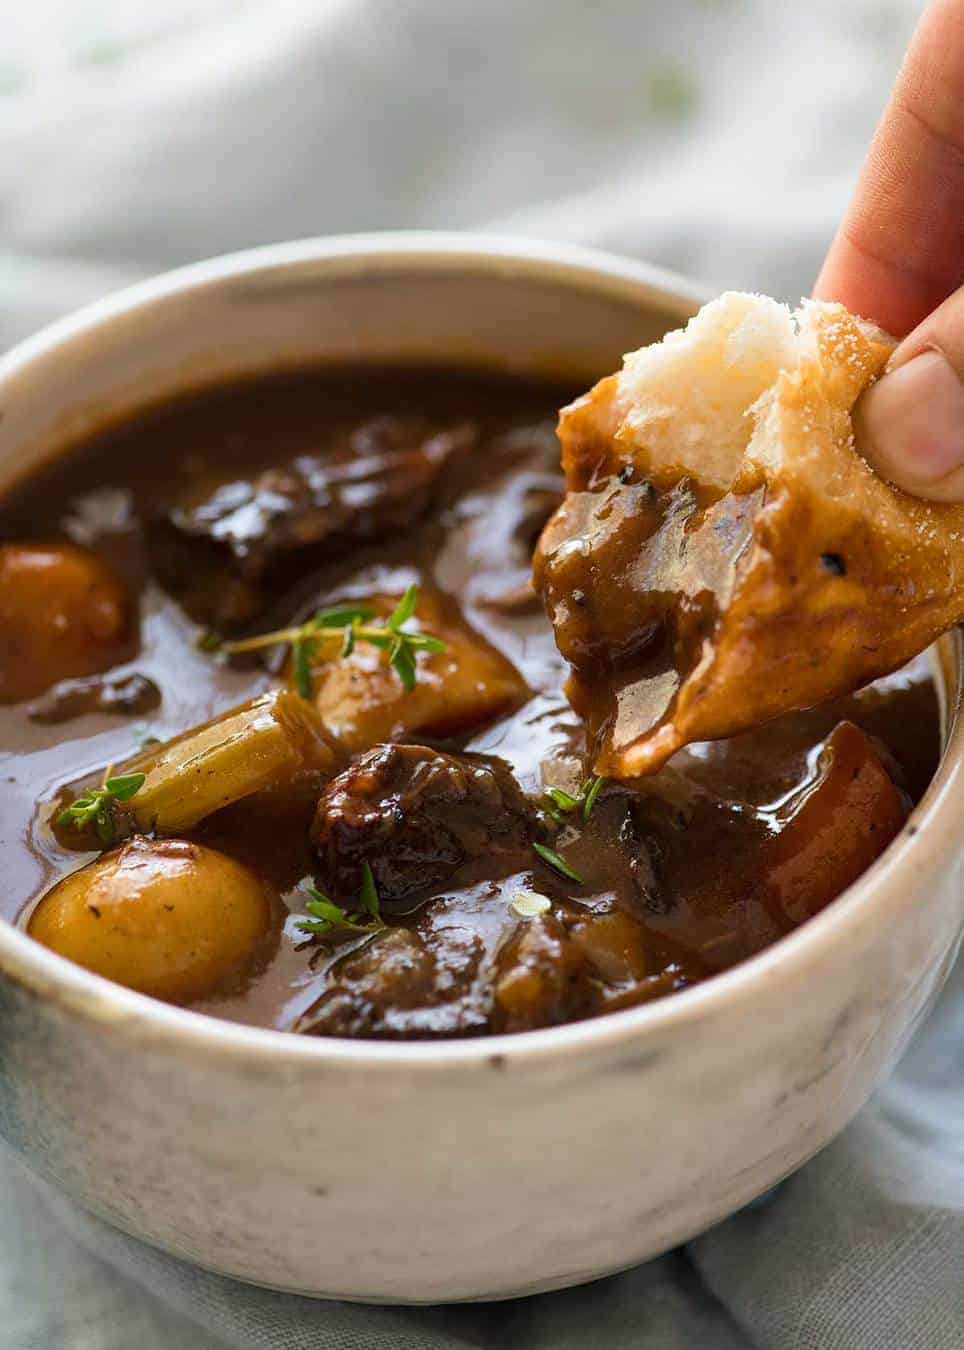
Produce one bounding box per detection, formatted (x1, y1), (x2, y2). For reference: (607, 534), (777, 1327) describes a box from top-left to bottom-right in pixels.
(0, 235), (960, 1303)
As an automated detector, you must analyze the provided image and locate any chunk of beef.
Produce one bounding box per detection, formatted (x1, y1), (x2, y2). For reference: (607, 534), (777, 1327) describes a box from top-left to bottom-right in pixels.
(491, 909), (664, 1033)
(312, 744), (538, 902)
(299, 905), (666, 1039)
(296, 925), (488, 1039)
(153, 417), (477, 626)
(491, 913), (586, 1032)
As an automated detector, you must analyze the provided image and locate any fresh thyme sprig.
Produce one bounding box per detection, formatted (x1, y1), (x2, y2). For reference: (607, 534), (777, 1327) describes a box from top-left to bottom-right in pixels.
(221, 584), (447, 699)
(56, 772), (146, 847)
(534, 776), (606, 882)
(295, 862), (385, 939)
(544, 775), (606, 824)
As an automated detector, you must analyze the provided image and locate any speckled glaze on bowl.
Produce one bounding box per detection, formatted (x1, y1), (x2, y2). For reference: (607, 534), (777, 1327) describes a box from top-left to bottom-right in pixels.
(0, 236), (961, 1304)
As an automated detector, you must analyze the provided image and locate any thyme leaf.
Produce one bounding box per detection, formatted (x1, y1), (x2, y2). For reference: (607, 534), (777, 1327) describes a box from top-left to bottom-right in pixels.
(106, 773), (148, 802)
(291, 634), (318, 701)
(295, 865), (385, 939)
(220, 585), (446, 700)
(543, 775), (606, 824)
(533, 841), (583, 884)
(311, 603), (376, 629)
(582, 774), (605, 821)
(57, 772), (146, 847)
(546, 786), (581, 813)
(387, 586), (418, 629)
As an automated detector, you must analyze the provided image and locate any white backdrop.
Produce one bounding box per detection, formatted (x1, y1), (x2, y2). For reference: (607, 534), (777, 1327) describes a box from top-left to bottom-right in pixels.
(0, 0), (923, 348)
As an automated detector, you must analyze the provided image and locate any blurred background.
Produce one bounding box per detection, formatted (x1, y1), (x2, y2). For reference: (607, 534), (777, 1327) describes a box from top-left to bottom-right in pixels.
(0, 2), (938, 1347)
(0, 0), (925, 351)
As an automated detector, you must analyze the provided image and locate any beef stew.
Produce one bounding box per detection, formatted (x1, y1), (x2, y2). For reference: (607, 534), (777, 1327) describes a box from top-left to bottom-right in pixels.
(0, 367), (938, 1038)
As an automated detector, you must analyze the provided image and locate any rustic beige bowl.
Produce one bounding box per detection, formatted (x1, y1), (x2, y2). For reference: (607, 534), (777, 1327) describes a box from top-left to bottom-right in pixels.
(0, 235), (961, 1303)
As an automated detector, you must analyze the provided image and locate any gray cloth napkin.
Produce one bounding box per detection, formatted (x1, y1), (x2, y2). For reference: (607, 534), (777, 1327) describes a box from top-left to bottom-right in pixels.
(2, 2), (961, 1347)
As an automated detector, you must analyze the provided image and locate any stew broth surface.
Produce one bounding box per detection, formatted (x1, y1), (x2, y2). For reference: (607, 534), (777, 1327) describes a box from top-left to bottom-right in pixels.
(0, 368), (940, 1038)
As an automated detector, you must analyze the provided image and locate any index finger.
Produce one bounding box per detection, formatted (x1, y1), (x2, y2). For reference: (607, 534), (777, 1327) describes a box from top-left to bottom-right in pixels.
(814, 0), (964, 337)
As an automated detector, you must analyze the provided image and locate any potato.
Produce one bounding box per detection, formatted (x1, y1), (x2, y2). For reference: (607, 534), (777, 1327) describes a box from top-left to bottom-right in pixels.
(29, 837), (271, 1002)
(0, 542), (129, 703)
(310, 591), (526, 752)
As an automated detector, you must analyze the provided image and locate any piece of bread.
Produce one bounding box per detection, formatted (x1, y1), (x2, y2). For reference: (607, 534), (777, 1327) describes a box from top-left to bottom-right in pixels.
(534, 292), (964, 777)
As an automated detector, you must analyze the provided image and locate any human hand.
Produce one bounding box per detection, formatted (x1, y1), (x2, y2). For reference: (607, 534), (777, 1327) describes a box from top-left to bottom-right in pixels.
(814, 0), (964, 502)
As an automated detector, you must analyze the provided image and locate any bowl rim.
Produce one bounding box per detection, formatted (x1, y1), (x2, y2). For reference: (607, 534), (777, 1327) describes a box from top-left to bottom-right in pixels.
(0, 229), (961, 1072)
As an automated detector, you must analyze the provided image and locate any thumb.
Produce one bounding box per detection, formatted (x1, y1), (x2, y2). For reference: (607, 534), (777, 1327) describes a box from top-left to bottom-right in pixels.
(856, 284), (964, 502)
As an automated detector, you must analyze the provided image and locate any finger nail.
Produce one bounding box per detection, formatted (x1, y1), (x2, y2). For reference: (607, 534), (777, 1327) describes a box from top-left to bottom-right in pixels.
(856, 349), (964, 502)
